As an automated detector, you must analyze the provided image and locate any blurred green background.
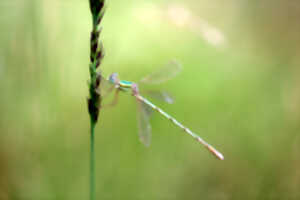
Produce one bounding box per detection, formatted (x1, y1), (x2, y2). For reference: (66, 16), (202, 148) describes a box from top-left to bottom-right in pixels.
(1, 0), (300, 199)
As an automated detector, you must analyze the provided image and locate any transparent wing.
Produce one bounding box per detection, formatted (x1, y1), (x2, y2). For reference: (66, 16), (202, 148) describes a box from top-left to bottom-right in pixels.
(97, 75), (115, 98)
(137, 100), (153, 147)
(144, 90), (174, 104)
(139, 60), (182, 84)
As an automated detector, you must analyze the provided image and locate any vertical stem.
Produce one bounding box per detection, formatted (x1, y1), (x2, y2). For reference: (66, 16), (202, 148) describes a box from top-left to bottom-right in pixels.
(90, 120), (96, 200)
(88, 1), (105, 200)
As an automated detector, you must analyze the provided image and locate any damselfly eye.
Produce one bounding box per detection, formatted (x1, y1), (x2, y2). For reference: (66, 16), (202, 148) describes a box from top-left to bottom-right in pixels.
(108, 73), (118, 84)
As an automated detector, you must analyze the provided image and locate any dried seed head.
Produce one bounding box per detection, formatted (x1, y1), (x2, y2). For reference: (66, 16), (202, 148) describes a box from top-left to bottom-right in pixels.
(88, 97), (100, 123)
(96, 12), (105, 25)
(88, 0), (105, 123)
(95, 73), (101, 88)
(95, 59), (101, 69)
(89, 0), (105, 16)
(96, 49), (103, 60)
(91, 43), (98, 54)
(90, 31), (100, 42)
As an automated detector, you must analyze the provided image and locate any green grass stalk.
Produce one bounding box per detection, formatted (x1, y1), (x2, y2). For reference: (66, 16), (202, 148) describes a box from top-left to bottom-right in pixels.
(87, 1), (105, 200)
(90, 120), (96, 200)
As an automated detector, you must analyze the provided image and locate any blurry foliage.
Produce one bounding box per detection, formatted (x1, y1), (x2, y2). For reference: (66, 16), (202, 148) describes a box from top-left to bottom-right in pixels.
(0, 0), (300, 199)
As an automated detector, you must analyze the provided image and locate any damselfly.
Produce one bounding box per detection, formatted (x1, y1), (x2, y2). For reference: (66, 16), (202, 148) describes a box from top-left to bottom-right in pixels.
(99, 61), (224, 160)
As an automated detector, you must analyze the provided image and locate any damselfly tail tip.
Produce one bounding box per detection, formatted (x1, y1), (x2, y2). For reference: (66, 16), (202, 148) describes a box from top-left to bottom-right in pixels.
(207, 145), (224, 160)
(214, 151), (224, 160)
(196, 138), (224, 160)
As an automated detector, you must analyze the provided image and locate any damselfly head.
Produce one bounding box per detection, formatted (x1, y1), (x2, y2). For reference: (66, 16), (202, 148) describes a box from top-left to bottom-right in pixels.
(108, 73), (119, 84)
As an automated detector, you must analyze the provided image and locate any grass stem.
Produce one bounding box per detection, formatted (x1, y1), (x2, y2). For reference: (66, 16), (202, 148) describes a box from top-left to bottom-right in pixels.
(87, 1), (105, 199)
(90, 120), (96, 200)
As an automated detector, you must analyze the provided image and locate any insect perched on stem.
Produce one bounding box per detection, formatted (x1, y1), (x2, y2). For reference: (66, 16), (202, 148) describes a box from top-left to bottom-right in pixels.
(99, 61), (224, 160)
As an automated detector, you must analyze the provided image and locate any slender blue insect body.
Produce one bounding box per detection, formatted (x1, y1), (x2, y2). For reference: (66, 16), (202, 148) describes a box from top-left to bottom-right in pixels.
(105, 72), (224, 160)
